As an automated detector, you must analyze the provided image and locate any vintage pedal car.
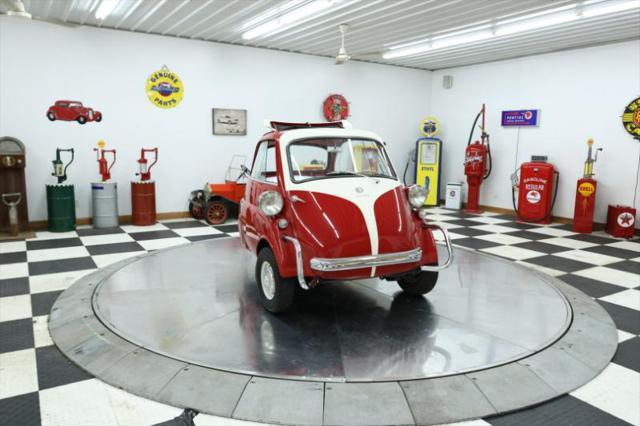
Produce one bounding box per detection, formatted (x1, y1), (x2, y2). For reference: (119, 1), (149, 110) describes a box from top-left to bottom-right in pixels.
(239, 121), (453, 313)
(46, 100), (102, 124)
(188, 155), (247, 225)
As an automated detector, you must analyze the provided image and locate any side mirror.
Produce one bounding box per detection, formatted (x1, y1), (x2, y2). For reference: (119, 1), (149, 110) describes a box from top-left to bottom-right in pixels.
(240, 164), (251, 176)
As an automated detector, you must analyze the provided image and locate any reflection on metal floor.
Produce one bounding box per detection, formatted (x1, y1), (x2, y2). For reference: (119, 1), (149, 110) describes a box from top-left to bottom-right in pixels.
(92, 238), (571, 382)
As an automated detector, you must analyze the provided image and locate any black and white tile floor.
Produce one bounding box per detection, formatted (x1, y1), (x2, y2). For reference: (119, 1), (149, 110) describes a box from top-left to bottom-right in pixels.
(0, 209), (638, 426)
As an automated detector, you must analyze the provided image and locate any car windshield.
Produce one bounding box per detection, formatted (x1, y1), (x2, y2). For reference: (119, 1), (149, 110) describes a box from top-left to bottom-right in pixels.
(288, 138), (396, 183)
(68, 102), (82, 107)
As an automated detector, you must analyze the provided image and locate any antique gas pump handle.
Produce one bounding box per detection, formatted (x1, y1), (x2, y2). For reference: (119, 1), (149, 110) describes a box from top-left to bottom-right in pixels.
(143, 148), (158, 173)
(1, 192), (22, 206)
(106, 149), (117, 173)
(62, 148), (75, 177)
(420, 222), (454, 271)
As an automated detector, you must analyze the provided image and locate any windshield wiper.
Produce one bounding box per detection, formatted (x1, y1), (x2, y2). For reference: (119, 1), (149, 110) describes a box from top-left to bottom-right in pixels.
(326, 170), (387, 183)
(360, 172), (395, 179)
(326, 171), (363, 177)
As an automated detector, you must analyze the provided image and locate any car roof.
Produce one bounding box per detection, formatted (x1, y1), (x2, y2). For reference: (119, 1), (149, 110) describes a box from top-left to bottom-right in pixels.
(269, 121), (344, 131)
(57, 100), (82, 104)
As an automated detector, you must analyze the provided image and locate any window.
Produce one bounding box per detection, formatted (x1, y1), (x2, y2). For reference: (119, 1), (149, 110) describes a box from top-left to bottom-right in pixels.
(250, 141), (277, 183)
(288, 138), (395, 183)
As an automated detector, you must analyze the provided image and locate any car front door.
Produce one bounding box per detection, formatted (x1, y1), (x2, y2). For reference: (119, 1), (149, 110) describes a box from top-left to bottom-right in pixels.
(242, 140), (278, 252)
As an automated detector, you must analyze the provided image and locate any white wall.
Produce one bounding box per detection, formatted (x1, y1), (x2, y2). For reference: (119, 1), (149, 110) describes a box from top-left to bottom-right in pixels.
(0, 18), (431, 221)
(430, 40), (640, 228)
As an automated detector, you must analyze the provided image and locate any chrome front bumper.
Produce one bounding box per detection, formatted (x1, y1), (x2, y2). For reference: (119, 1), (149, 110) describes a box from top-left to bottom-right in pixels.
(310, 248), (422, 272)
(282, 222), (454, 290)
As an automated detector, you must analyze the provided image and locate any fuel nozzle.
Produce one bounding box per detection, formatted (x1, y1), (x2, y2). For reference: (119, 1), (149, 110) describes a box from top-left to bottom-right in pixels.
(52, 148), (74, 184)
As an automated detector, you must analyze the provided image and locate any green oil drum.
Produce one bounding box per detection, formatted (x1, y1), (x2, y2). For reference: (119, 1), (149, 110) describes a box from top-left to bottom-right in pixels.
(46, 184), (76, 232)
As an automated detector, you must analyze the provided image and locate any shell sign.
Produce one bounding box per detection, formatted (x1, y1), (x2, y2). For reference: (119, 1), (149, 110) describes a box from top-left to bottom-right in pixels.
(578, 181), (595, 197)
(146, 66), (184, 109)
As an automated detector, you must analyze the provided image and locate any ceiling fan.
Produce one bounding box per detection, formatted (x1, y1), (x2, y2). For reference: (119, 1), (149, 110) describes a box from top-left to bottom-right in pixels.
(335, 24), (351, 65)
(0, 0), (77, 27)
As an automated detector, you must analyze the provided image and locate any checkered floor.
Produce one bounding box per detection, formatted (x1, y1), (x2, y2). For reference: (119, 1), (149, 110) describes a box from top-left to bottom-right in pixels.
(0, 210), (638, 426)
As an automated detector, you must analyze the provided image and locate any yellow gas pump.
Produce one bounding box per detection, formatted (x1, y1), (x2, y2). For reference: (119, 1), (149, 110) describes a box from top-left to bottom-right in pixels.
(415, 117), (443, 206)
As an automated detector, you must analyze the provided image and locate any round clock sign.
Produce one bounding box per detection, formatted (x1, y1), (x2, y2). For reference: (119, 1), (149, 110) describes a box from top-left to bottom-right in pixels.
(146, 66), (184, 109)
(622, 96), (640, 139)
(323, 94), (349, 121)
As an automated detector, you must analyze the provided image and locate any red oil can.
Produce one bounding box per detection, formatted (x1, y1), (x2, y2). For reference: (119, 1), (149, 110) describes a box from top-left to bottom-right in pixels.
(606, 205), (636, 239)
(131, 181), (156, 225)
(515, 159), (558, 224)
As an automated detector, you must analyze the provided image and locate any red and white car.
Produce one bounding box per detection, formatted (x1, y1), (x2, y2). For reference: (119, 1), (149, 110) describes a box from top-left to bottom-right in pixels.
(47, 100), (102, 124)
(239, 121), (453, 313)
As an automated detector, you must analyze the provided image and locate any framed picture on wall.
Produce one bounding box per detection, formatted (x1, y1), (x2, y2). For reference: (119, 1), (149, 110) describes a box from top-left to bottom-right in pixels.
(212, 108), (247, 136)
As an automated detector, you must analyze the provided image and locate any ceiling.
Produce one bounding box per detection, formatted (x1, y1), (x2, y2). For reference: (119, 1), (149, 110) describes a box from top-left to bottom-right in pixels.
(7, 0), (640, 70)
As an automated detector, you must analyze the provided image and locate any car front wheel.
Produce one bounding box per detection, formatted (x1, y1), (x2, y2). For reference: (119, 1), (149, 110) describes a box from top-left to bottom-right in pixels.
(95, 115), (102, 122)
(77, 116), (87, 124)
(47, 112), (56, 121)
(397, 268), (438, 296)
(256, 247), (295, 313)
(189, 201), (204, 220)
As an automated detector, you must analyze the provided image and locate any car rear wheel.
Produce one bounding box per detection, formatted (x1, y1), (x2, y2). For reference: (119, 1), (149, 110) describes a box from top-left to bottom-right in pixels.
(397, 269), (438, 296)
(205, 200), (229, 225)
(256, 247), (295, 313)
(77, 116), (87, 124)
(47, 112), (56, 121)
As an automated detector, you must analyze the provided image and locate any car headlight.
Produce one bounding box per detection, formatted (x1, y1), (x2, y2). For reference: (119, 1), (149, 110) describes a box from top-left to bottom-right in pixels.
(258, 191), (283, 216)
(408, 185), (428, 209)
(418, 207), (429, 220)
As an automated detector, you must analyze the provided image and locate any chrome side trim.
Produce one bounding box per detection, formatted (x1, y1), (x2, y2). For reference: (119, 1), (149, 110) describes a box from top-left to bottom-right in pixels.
(421, 222), (454, 272)
(310, 248), (422, 272)
(282, 236), (309, 290)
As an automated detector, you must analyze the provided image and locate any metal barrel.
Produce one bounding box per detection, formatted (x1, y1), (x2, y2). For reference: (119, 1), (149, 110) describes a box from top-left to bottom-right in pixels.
(46, 184), (76, 232)
(91, 182), (119, 228)
(131, 181), (156, 225)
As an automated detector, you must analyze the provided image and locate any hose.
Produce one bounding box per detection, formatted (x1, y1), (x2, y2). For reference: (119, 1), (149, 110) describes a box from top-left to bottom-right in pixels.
(483, 135), (492, 180)
(467, 110), (482, 147)
(403, 149), (415, 185)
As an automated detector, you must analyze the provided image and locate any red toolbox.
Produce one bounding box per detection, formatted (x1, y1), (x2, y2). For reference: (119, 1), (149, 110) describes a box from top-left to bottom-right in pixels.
(605, 205), (636, 239)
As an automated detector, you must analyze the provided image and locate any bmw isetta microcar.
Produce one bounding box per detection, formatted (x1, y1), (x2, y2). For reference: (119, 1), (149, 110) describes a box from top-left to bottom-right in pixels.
(239, 121), (453, 313)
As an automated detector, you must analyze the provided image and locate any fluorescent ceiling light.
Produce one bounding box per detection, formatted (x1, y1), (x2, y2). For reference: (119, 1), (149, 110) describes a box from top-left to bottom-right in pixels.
(242, 0), (339, 40)
(240, 0), (305, 31)
(383, 0), (640, 60)
(582, 0), (640, 17)
(495, 10), (578, 36)
(383, 29), (493, 59)
(95, 0), (119, 20)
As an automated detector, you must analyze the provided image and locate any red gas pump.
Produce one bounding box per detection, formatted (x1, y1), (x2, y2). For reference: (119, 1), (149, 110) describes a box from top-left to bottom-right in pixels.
(94, 146), (116, 182)
(512, 156), (559, 224)
(131, 147), (158, 226)
(573, 139), (602, 233)
(464, 104), (492, 213)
